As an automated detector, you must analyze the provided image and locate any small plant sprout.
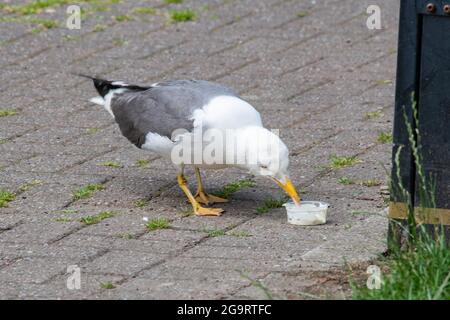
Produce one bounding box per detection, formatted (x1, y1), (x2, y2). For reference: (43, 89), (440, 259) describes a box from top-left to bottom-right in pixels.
(205, 229), (226, 237)
(80, 211), (116, 225)
(164, 0), (183, 4)
(0, 109), (17, 117)
(28, 18), (58, 29)
(62, 209), (78, 215)
(93, 24), (107, 32)
(256, 198), (286, 214)
(338, 177), (355, 185)
(132, 7), (156, 15)
(73, 183), (105, 200)
(86, 127), (101, 134)
(117, 233), (134, 239)
(329, 155), (361, 169)
(134, 199), (148, 208)
(213, 179), (255, 199)
(170, 9), (197, 22)
(112, 38), (126, 46)
(63, 35), (80, 41)
(365, 110), (384, 120)
(360, 180), (382, 187)
(0, 190), (16, 208)
(98, 161), (123, 168)
(114, 15), (133, 22)
(376, 79), (392, 85)
(100, 281), (116, 289)
(52, 217), (72, 223)
(228, 231), (252, 238)
(239, 271), (273, 300)
(297, 11), (309, 18)
(178, 206), (194, 217)
(19, 180), (43, 192)
(145, 218), (170, 231)
(136, 159), (150, 168)
(377, 132), (393, 144)
(2, 0), (73, 15)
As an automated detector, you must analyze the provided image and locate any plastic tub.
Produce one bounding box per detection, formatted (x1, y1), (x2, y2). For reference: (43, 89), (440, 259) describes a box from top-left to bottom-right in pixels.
(283, 201), (329, 226)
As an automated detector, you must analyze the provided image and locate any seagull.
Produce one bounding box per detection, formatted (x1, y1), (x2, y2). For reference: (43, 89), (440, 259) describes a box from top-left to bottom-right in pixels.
(80, 75), (300, 216)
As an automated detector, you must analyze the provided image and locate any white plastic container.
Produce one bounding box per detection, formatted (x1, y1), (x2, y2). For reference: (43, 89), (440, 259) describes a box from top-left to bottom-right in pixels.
(283, 201), (329, 226)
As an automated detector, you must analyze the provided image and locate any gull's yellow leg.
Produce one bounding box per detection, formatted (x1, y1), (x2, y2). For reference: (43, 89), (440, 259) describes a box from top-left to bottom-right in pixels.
(177, 173), (223, 216)
(194, 168), (228, 205)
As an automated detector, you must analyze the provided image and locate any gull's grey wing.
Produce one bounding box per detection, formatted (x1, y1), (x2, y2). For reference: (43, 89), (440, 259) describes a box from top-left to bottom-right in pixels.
(110, 80), (237, 148)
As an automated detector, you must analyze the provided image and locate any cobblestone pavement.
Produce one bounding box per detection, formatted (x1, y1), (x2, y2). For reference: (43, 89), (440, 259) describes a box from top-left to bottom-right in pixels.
(0, 0), (398, 299)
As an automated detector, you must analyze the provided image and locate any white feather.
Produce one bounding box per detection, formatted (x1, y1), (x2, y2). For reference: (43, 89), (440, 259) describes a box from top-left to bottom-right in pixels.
(193, 95), (262, 130)
(89, 96), (105, 105)
(141, 132), (174, 156)
(103, 88), (127, 118)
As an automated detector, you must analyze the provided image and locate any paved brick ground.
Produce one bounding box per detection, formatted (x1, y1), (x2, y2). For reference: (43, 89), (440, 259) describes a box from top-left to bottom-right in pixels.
(0, 0), (398, 299)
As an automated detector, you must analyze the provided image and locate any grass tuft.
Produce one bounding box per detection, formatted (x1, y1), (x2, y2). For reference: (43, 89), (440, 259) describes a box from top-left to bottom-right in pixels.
(52, 217), (72, 223)
(116, 233), (134, 239)
(93, 24), (107, 32)
(164, 0), (183, 4)
(170, 9), (196, 22)
(98, 161), (122, 168)
(63, 35), (80, 41)
(204, 228), (226, 237)
(353, 94), (449, 300)
(296, 11), (309, 18)
(114, 14), (133, 22)
(328, 155), (360, 169)
(365, 110), (384, 120)
(228, 231), (252, 238)
(80, 211), (115, 225)
(178, 206), (194, 217)
(338, 177), (355, 185)
(352, 236), (450, 299)
(132, 7), (156, 15)
(240, 272), (273, 300)
(360, 179), (382, 187)
(73, 183), (104, 200)
(0, 190), (16, 208)
(376, 79), (392, 85)
(145, 218), (170, 231)
(100, 281), (116, 289)
(3, 0), (69, 15)
(62, 209), (78, 215)
(19, 180), (43, 192)
(134, 199), (148, 208)
(28, 17), (58, 29)
(86, 127), (101, 134)
(136, 159), (150, 168)
(256, 198), (286, 214)
(0, 109), (18, 117)
(213, 179), (255, 199)
(377, 132), (393, 144)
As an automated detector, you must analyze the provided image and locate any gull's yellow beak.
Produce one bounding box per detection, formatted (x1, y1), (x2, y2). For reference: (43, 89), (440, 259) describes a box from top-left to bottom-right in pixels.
(274, 177), (301, 205)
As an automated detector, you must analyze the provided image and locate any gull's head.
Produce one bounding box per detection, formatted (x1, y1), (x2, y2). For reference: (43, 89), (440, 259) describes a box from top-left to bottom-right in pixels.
(238, 126), (301, 205)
